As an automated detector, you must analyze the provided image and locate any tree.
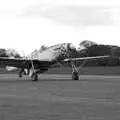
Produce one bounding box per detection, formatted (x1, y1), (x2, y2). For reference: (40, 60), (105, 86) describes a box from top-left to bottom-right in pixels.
(78, 40), (97, 50)
(86, 45), (111, 57)
(6, 49), (21, 58)
(0, 49), (7, 57)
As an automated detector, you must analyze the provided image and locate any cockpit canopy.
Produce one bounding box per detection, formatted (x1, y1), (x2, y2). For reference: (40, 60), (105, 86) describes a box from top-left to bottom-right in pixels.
(28, 43), (76, 62)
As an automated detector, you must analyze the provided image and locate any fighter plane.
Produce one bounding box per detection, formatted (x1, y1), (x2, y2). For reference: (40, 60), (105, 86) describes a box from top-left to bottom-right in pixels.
(0, 43), (109, 81)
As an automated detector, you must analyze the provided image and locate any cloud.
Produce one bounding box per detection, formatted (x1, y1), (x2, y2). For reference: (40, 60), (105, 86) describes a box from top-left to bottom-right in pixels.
(25, 5), (114, 26)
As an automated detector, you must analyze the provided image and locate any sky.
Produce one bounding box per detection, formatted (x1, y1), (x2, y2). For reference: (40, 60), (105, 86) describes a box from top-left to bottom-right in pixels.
(1, 0), (120, 55)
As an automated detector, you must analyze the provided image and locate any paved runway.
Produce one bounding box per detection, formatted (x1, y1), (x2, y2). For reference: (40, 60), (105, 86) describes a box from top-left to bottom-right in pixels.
(0, 74), (120, 120)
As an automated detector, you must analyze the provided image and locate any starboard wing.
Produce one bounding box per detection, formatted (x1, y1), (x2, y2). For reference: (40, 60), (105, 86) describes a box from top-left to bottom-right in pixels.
(64, 56), (110, 62)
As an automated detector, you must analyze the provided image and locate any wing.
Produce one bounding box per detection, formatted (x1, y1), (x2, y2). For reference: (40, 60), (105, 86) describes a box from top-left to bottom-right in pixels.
(0, 57), (52, 68)
(64, 56), (110, 62)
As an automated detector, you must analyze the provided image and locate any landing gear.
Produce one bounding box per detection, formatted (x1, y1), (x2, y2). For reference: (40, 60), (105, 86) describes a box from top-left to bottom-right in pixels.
(18, 68), (24, 78)
(71, 62), (79, 80)
(31, 72), (38, 81)
(30, 60), (39, 81)
(70, 59), (87, 80)
(72, 71), (79, 80)
(18, 68), (29, 78)
(19, 70), (22, 78)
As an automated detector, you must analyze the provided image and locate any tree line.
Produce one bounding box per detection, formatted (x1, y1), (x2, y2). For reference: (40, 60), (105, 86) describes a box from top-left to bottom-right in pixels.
(1, 41), (120, 66)
(70, 44), (120, 66)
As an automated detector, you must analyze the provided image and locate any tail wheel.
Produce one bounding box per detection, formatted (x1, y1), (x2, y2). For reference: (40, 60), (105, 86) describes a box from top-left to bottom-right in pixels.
(72, 71), (79, 80)
(31, 73), (38, 81)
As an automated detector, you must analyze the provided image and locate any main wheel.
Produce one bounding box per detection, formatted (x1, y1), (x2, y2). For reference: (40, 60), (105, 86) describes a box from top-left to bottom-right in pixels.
(19, 70), (22, 78)
(72, 71), (79, 80)
(31, 73), (38, 81)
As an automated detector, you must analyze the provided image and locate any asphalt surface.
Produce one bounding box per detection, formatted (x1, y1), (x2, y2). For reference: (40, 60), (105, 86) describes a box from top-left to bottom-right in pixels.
(0, 74), (120, 120)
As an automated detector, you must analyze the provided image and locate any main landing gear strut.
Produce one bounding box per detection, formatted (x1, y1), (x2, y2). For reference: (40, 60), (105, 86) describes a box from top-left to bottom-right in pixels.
(18, 69), (38, 81)
(30, 60), (38, 81)
(71, 62), (79, 80)
(71, 60), (87, 80)
(31, 72), (38, 81)
(18, 60), (39, 81)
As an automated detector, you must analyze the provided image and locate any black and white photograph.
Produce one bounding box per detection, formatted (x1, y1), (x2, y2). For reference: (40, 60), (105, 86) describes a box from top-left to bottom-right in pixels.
(0, 0), (120, 119)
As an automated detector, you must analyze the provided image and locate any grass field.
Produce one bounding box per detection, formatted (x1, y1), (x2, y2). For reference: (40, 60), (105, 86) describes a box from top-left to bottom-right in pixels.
(0, 74), (120, 120)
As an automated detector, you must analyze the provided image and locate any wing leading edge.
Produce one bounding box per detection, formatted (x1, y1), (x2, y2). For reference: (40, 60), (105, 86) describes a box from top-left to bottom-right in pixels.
(64, 56), (110, 62)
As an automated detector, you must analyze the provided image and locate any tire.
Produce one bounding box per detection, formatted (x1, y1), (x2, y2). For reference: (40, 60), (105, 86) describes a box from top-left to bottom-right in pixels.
(72, 72), (79, 80)
(31, 73), (38, 81)
(19, 71), (22, 78)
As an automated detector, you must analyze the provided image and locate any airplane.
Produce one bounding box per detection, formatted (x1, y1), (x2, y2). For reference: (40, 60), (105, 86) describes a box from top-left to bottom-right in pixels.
(0, 43), (109, 81)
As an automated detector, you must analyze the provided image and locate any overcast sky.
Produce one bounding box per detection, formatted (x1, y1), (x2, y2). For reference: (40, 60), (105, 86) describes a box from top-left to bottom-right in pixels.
(0, 0), (120, 55)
